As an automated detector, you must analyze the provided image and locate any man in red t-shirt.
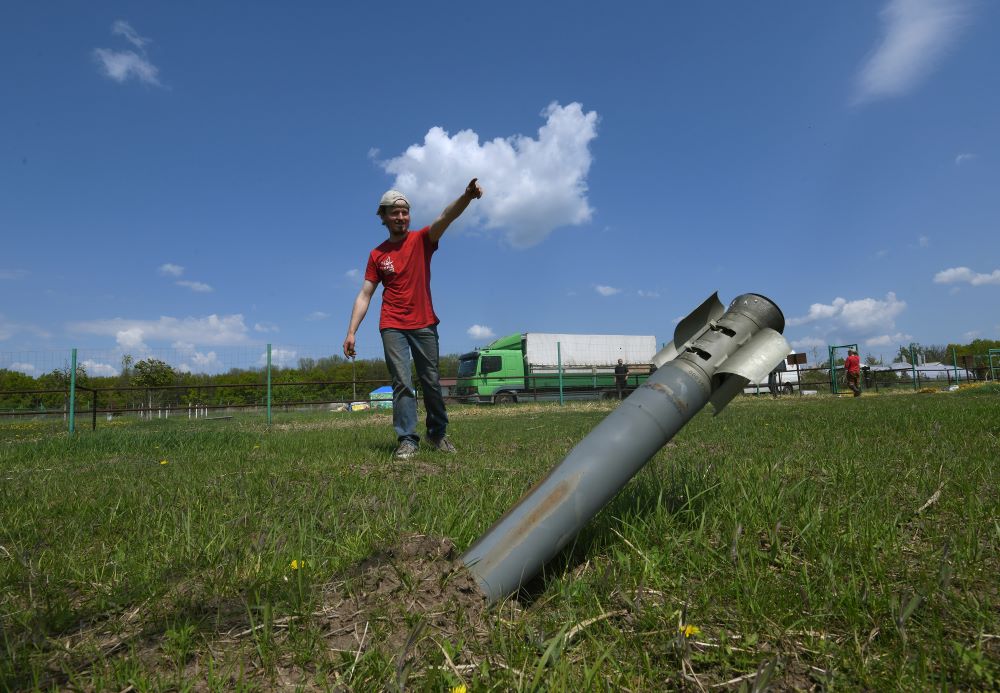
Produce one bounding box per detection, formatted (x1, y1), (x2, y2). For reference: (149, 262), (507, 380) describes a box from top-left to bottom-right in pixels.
(343, 178), (482, 459)
(844, 349), (862, 397)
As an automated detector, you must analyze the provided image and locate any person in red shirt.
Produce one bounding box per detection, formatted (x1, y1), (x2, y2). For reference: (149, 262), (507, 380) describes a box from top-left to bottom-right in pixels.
(844, 349), (862, 397)
(343, 178), (483, 459)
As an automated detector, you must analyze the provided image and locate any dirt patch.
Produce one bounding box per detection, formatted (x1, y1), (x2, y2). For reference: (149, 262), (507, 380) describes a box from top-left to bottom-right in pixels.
(316, 534), (488, 656)
(25, 534), (488, 690)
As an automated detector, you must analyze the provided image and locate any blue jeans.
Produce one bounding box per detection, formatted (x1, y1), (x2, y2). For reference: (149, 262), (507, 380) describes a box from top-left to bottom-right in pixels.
(381, 326), (448, 443)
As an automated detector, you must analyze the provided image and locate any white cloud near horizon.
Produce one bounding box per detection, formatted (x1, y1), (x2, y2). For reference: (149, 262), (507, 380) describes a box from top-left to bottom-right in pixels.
(467, 324), (496, 340)
(159, 263), (184, 277)
(934, 266), (1000, 286)
(81, 359), (118, 377)
(865, 332), (913, 347)
(378, 102), (597, 248)
(854, 0), (971, 104)
(69, 314), (251, 351)
(254, 322), (279, 333)
(595, 285), (621, 297)
(790, 336), (828, 351)
(7, 362), (36, 375)
(788, 292), (907, 332)
(258, 348), (298, 368)
(94, 20), (162, 87)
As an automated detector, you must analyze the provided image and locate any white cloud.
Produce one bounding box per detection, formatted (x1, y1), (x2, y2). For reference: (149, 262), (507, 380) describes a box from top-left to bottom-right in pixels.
(176, 280), (213, 293)
(93, 20), (162, 87)
(259, 348), (298, 368)
(874, 249), (889, 259)
(0, 269), (28, 280)
(918, 235), (929, 248)
(955, 152), (977, 165)
(159, 263), (184, 277)
(254, 322), (279, 333)
(69, 314), (251, 350)
(7, 362), (36, 375)
(345, 269), (362, 282)
(595, 285), (621, 297)
(93, 49), (161, 86)
(0, 315), (50, 342)
(81, 359), (118, 377)
(306, 311), (330, 321)
(788, 300), (844, 325)
(865, 332), (912, 347)
(467, 324), (495, 340)
(788, 292), (906, 332)
(963, 330), (980, 340)
(934, 266), (1000, 286)
(379, 102), (598, 248)
(854, 0), (972, 104)
(637, 289), (660, 298)
(790, 336), (828, 350)
(112, 20), (149, 50)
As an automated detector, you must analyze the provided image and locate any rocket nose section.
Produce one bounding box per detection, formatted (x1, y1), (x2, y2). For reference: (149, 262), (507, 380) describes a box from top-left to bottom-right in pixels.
(727, 293), (785, 334)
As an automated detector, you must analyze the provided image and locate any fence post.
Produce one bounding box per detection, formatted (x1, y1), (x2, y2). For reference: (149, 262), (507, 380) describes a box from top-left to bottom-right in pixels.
(910, 346), (918, 391)
(266, 343), (273, 425)
(952, 347), (960, 384)
(68, 348), (77, 435)
(558, 341), (564, 406)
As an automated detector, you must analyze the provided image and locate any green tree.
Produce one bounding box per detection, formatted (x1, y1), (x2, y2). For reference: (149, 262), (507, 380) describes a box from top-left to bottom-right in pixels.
(132, 359), (177, 411)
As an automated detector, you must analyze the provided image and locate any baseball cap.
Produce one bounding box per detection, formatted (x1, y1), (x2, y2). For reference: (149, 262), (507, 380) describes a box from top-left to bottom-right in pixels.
(376, 189), (410, 215)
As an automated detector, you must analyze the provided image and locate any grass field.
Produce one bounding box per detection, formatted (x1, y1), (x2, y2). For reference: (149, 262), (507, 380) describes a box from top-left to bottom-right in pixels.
(2, 386), (999, 691)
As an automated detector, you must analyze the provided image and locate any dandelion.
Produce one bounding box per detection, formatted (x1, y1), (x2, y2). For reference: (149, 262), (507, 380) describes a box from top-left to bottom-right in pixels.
(680, 624), (701, 638)
(451, 686), (468, 693)
(253, 445), (260, 449)
(290, 559), (305, 570)
(160, 460), (169, 465)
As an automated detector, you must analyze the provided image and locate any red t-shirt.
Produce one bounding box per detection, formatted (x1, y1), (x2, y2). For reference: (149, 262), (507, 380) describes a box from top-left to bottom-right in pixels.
(845, 354), (861, 374)
(365, 226), (439, 330)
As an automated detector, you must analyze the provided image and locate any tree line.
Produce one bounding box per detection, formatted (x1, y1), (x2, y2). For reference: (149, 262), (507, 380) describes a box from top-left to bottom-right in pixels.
(0, 353), (461, 414)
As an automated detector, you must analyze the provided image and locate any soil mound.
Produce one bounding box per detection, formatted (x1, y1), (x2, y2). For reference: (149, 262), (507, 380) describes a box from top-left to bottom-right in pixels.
(318, 533), (489, 657)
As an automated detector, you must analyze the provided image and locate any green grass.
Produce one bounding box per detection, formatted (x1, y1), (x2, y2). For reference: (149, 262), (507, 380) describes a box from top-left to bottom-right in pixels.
(1, 389), (998, 690)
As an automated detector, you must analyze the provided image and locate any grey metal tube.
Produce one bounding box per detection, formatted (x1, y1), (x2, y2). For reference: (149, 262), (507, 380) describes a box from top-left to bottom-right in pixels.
(461, 293), (785, 604)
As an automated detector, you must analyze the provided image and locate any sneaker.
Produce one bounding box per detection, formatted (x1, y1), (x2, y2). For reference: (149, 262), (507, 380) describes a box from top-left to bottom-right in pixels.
(428, 435), (457, 454)
(393, 440), (419, 460)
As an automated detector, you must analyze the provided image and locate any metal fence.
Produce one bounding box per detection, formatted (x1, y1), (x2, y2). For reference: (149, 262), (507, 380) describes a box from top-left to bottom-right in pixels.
(2, 346), (995, 433)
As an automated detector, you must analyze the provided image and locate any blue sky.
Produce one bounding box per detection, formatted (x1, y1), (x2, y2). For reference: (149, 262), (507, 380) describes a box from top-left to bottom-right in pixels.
(2, 1), (998, 376)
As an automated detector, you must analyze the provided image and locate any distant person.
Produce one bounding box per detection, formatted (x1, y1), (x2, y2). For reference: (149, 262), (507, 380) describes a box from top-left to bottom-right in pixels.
(767, 368), (779, 398)
(614, 358), (630, 399)
(343, 178), (483, 459)
(844, 349), (862, 397)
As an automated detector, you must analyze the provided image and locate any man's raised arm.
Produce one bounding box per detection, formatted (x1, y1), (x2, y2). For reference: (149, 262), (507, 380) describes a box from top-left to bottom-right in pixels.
(428, 178), (483, 243)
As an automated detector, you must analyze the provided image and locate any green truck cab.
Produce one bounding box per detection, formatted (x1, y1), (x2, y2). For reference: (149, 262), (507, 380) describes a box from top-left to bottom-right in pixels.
(455, 332), (657, 404)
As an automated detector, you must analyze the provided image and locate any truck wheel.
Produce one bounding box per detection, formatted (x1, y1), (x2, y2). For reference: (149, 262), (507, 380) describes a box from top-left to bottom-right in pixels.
(783, 383), (794, 395)
(494, 392), (516, 405)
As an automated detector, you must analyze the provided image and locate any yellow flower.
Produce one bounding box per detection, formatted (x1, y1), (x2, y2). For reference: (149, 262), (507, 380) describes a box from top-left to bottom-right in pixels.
(290, 559), (305, 570)
(253, 445), (260, 449)
(451, 686), (468, 693)
(680, 624), (701, 638)
(160, 460), (169, 465)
